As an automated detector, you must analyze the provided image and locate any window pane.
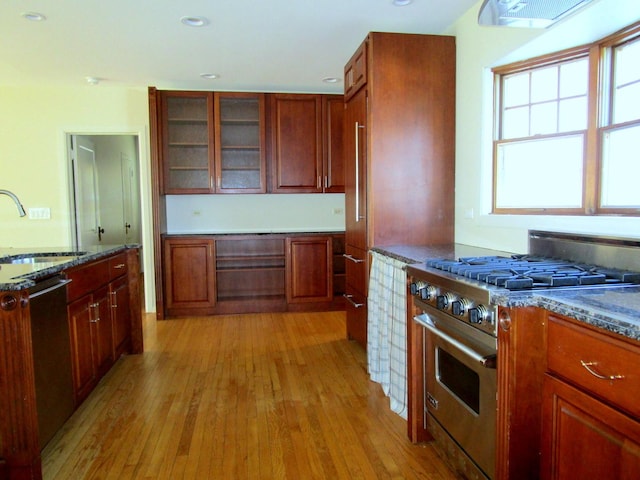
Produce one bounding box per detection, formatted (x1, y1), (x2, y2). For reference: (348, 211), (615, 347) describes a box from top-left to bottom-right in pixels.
(613, 81), (640, 124)
(613, 38), (640, 124)
(531, 102), (558, 135)
(615, 39), (640, 87)
(503, 106), (530, 139)
(496, 136), (584, 209)
(559, 97), (588, 131)
(531, 67), (558, 103)
(600, 124), (640, 208)
(503, 73), (530, 107)
(559, 59), (589, 98)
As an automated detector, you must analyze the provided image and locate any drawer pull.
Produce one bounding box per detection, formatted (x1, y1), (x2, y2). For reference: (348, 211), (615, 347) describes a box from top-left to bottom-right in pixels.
(580, 360), (624, 381)
(113, 263), (126, 269)
(343, 294), (364, 308)
(343, 253), (364, 264)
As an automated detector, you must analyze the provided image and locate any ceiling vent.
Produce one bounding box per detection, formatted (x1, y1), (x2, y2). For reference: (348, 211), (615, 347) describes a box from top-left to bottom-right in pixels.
(478, 0), (594, 28)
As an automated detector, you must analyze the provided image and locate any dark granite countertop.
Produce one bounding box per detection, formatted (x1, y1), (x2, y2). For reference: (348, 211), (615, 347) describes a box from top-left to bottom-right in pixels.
(373, 244), (640, 342)
(0, 245), (138, 291)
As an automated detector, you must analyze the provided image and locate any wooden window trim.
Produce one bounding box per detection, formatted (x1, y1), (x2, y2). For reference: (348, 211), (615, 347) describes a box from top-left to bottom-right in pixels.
(491, 20), (640, 217)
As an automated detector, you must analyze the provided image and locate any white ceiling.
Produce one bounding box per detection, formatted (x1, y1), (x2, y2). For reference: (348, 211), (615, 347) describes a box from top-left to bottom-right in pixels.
(0, 0), (479, 93)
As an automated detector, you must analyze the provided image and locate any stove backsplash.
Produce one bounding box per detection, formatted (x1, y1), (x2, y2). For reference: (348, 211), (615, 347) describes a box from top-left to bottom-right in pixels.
(529, 230), (640, 273)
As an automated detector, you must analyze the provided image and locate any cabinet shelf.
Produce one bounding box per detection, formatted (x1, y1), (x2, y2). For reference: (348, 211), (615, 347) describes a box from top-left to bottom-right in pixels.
(169, 142), (209, 147)
(169, 166), (209, 171)
(221, 145), (260, 150)
(168, 118), (208, 124)
(221, 119), (260, 125)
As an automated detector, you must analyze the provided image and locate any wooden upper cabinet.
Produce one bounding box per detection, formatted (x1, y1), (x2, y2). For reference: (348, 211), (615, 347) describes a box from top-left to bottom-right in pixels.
(323, 95), (345, 193)
(344, 41), (367, 101)
(160, 91), (215, 194)
(269, 94), (323, 193)
(154, 88), (341, 195)
(214, 92), (266, 193)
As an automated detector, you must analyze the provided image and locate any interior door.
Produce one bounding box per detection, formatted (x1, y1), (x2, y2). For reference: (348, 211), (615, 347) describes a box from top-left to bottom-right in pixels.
(71, 136), (101, 249)
(121, 153), (139, 244)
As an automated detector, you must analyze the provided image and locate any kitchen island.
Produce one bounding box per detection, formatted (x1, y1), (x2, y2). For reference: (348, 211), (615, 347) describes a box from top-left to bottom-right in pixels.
(0, 245), (142, 480)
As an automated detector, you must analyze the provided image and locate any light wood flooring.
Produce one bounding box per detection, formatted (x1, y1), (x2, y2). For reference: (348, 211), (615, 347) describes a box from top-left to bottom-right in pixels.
(42, 311), (457, 479)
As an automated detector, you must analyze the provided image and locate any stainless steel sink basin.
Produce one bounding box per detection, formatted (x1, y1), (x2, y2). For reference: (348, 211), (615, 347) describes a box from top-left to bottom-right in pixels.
(0, 252), (87, 265)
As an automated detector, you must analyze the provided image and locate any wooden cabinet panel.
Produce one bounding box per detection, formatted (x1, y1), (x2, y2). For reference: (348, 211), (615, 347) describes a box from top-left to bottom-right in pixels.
(68, 295), (97, 403)
(110, 275), (131, 358)
(541, 374), (640, 480)
(344, 88), (367, 251)
(93, 286), (114, 377)
(344, 40), (367, 101)
(66, 259), (110, 302)
(214, 92), (266, 193)
(160, 91), (215, 193)
(164, 238), (216, 311)
(286, 236), (332, 303)
(269, 94), (323, 193)
(345, 290), (367, 347)
(547, 315), (640, 418)
(323, 95), (345, 193)
(108, 253), (128, 279)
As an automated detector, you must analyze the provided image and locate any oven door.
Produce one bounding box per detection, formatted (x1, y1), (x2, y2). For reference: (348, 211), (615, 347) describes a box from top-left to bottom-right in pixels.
(415, 306), (497, 479)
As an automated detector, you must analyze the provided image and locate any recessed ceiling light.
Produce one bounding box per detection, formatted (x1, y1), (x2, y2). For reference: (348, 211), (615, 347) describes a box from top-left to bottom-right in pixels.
(85, 76), (100, 85)
(22, 12), (47, 21)
(393, 0), (412, 6)
(180, 16), (209, 27)
(322, 77), (341, 84)
(200, 73), (220, 80)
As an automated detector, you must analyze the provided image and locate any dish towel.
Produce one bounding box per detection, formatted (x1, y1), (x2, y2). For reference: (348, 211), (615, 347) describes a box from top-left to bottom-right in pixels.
(367, 251), (408, 419)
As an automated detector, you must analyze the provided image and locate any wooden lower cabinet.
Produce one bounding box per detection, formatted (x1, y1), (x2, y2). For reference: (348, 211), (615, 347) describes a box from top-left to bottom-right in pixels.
(541, 375), (640, 480)
(66, 250), (140, 405)
(163, 237), (216, 316)
(163, 233), (344, 317)
(68, 287), (112, 403)
(286, 236), (332, 303)
(541, 314), (640, 480)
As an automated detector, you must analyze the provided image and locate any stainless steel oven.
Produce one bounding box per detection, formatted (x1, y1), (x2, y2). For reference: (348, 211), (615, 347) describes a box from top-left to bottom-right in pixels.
(406, 230), (640, 480)
(414, 298), (497, 480)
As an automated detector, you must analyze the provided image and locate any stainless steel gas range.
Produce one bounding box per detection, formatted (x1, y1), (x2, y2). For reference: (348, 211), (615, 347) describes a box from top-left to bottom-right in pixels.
(405, 230), (640, 480)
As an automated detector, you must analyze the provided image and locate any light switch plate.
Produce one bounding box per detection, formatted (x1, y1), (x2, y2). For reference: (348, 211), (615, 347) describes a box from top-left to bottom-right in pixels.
(28, 207), (51, 220)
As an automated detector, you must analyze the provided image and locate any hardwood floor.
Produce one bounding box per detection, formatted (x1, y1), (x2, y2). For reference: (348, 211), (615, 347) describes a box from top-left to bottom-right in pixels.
(42, 311), (457, 479)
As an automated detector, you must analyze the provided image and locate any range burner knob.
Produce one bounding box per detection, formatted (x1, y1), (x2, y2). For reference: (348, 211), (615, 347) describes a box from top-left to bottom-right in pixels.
(410, 281), (426, 296)
(421, 285), (438, 301)
(469, 305), (491, 324)
(436, 292), (456, 311)
(451, 298), (472, 316)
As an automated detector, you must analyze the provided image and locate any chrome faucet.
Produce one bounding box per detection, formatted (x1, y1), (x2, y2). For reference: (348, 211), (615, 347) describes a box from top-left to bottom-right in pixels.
(0, 189), (26, 217)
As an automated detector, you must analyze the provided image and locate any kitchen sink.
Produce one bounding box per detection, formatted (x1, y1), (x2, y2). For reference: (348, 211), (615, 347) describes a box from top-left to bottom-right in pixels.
(0, 252), (87, 265)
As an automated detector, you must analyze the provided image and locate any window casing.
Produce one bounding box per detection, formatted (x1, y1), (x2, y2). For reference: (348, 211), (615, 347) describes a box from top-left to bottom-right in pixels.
(492, 21), (640, 216)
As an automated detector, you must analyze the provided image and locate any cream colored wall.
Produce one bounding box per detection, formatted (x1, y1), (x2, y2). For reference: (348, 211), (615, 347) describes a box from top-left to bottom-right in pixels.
(450, 0), (640, 253)
(0, 85), (156, 309)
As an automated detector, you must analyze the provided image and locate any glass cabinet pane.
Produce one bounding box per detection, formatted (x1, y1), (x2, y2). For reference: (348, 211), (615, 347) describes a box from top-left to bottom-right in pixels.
(163, 93), (213, 192)
(216, 94), (266, 192)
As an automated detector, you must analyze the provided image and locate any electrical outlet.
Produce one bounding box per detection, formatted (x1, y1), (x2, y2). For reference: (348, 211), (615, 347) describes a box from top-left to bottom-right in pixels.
(28, 207), (51, 220)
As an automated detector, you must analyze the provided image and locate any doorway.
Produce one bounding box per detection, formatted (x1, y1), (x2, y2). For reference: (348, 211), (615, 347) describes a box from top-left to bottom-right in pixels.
(68, 134), (142, 250)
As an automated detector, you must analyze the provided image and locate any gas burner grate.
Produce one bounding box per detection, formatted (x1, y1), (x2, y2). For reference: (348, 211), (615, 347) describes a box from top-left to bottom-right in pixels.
(425, 255), (640, 290)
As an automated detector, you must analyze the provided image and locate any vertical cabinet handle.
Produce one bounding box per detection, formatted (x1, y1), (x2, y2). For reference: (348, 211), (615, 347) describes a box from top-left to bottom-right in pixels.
(355, 122), (360, 223)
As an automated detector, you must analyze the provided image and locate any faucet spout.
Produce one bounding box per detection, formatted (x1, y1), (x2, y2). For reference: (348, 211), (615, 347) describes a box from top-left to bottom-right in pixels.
(0, 189), (27, 217)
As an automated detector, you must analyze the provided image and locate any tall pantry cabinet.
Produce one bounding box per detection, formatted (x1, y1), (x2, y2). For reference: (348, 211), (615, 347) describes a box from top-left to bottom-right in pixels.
(343, 33), (456, 348)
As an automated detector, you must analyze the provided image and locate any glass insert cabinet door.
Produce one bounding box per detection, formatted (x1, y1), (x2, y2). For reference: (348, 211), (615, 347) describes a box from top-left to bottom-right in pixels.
(161, 91), (215, 193)
(214, 92), (267, 193)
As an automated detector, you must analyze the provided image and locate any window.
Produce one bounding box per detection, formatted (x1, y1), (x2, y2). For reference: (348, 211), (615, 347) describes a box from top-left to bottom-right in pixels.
(492, 22), (640, 215)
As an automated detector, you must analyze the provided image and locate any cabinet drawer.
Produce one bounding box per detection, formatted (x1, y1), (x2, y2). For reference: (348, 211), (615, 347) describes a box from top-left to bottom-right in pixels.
(344, 245), (368, 295)
(66, 259), (110, 302)
(547, 315), (640, 418)
(108, 253), (128, 279)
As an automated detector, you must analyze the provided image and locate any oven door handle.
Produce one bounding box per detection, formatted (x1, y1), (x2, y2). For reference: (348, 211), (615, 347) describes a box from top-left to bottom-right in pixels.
(414, 315), (497, 369)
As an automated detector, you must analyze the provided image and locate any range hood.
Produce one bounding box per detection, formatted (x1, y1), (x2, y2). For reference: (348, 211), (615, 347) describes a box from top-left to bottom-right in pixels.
(478, 0), (594, 28)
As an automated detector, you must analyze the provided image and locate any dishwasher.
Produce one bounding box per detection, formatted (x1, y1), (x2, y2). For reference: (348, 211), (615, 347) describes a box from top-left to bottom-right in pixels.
(28, 274), (75, 449)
